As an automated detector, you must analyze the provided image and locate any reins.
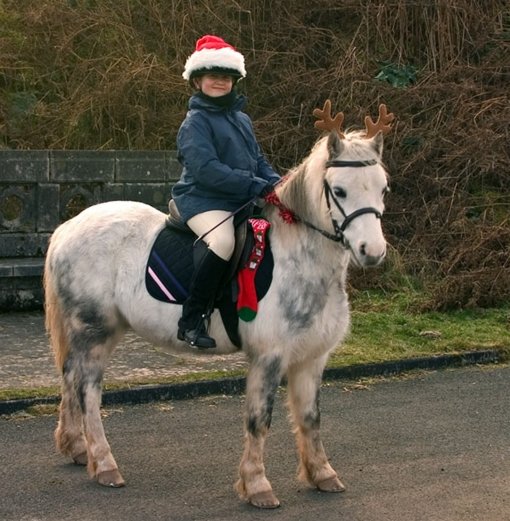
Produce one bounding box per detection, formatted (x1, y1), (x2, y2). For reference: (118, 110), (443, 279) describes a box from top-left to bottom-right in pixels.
(194, 195), (256, 246)
(194, 177), (286, 246)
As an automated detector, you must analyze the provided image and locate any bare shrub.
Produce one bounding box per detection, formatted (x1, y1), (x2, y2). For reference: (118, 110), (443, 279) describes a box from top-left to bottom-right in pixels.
(1, 0), (508, 308)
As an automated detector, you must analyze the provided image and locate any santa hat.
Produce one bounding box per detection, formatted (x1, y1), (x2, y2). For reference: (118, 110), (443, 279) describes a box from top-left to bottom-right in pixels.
(182, 35), (246, 81)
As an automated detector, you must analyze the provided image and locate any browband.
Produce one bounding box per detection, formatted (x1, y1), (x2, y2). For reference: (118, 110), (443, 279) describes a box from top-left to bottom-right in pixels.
(325, 159), (378, 168)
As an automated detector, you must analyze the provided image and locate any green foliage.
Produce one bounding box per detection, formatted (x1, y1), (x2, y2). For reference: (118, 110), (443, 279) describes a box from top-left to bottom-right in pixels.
(375, 61), (417, 88)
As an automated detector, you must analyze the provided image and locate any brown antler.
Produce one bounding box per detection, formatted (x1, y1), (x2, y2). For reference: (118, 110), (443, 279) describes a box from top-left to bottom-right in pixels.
(363, 104), (395, 138)
(313, 99), (344, 137)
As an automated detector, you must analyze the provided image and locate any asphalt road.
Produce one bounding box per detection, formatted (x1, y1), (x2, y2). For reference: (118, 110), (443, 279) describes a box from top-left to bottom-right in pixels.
(1, 365), (509, 521)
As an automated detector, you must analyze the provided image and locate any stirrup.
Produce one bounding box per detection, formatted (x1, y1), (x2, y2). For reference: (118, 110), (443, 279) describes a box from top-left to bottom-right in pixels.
(177, 328), (216, 349)
(177, 314), (216, 349)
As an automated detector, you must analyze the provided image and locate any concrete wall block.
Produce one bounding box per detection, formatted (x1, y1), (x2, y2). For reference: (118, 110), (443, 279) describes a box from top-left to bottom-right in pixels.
(50, 151), (115, 182)
(123, 183), (170, 210)
(115, 151), (168, 182)
(59, 183), (102, 221)
(37, 184), (60, 232)
(0, 150), (49, 182)
(0, 184), (37, 233)
(0, 233), (50, 257)
(166, 152), (182, 181)
(0, 278), (43, 311)
(0, 261), (13, 277)
(11, 258), (45, 277)
(102, 183), (125, 201)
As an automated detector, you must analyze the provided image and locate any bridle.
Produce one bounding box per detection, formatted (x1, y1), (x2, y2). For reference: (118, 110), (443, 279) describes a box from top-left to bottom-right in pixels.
(303, 99), (394, 247)
(286, 158), (382, 247)
(321, 159), (383, 247)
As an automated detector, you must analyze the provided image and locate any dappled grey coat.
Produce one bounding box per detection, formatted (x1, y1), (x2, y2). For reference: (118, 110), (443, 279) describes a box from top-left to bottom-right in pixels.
(172, 93), (280, 222)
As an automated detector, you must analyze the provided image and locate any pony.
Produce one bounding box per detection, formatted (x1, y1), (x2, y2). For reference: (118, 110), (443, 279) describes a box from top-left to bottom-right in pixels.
(44, 101), (394, 509)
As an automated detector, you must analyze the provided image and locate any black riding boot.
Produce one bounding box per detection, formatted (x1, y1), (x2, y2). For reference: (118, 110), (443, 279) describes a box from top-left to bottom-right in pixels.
(177, 249), (229, 349)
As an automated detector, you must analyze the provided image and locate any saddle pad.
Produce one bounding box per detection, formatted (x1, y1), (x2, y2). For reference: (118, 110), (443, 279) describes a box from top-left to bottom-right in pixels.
(145, 224), (273, 306)
(145, 228), (193, 304)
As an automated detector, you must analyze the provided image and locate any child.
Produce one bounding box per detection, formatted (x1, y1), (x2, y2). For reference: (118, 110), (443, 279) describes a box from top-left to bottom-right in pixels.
(172, 35), (280, 349)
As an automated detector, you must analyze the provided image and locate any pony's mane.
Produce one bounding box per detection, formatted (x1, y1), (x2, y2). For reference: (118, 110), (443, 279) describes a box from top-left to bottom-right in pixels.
(276, 131), (381, 225)
(276, 137), (328, 224)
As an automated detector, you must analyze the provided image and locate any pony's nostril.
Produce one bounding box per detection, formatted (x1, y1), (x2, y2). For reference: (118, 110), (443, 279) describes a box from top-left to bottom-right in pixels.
(359, 243), (367, 256)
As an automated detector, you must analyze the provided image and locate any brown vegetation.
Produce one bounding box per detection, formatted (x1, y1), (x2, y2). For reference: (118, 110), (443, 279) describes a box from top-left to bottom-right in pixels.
(1, 0), (509, 308)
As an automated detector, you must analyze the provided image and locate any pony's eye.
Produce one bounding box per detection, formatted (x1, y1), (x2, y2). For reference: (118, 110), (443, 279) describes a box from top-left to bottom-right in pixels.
(334, 187), (347, 198)
(382, 186), (390, 196)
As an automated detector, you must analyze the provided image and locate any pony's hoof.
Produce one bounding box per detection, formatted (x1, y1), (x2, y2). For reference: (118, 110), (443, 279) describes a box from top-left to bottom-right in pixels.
(72, 452), (88, 466)
(97, 469), (125, 488)
(249, 490), (280, 509)
(317, 476), (346, 493)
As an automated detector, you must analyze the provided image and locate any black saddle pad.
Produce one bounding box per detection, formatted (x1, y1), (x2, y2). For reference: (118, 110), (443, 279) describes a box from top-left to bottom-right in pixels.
(145, 224), (273, 307)
(146, 228), (194, 304)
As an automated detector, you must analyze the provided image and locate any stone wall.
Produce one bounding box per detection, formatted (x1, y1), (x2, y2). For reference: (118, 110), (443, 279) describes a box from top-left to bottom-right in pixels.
(0, 150), (181, 310)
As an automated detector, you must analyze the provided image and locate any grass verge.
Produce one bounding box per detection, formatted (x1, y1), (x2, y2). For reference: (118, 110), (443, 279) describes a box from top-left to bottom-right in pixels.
(329, 291), (510, 367)
(1, 291), (508, 403)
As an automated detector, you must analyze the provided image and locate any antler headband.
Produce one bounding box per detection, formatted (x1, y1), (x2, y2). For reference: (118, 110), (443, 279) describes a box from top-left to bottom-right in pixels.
(313, 100), (395, 138)
(312, 99), (345, 138)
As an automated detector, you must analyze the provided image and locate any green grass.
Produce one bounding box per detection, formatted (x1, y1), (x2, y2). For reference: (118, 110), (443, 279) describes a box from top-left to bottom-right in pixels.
(0, 370), (248, 403)
(1, 291), (508, 403)
(0, 386), (61, 403)
(329, 291), (510, 367)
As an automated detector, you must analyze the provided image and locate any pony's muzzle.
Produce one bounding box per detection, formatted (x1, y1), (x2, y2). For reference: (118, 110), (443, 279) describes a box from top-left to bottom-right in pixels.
(357, 240), (386, 267)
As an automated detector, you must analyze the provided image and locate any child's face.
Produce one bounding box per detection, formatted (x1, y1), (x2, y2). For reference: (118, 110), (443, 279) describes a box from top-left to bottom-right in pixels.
(196, 74), (234, 97)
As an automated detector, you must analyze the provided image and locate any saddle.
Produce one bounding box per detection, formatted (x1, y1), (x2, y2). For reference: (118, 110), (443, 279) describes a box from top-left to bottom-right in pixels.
(165, 200), (250, 284)
(144, 200), (274, 348)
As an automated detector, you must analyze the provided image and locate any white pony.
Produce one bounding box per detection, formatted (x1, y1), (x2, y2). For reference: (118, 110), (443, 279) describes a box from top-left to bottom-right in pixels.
(44, 102), (394, 509)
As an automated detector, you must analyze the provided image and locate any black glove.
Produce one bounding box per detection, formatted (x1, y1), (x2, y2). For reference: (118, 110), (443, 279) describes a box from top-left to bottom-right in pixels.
(258, 183), (275, 198)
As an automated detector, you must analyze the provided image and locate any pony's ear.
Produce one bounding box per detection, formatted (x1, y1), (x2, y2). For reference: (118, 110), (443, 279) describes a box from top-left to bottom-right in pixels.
(369, 131), (384, 157)
(327, 131), (344, 158)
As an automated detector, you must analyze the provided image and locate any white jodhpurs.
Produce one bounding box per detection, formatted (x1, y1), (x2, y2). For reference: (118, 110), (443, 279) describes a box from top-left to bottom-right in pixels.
(187, 210), (235, 261)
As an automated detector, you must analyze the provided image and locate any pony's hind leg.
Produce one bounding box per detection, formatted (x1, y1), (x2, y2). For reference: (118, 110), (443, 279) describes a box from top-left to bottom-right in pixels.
(55, 374), (88, 466)
(46, 271), (88, 465)
(70, 310), (126, 487)
(235, 356), (283, 509)
(287, 356), (345, 493)
(56, 305), (125, 487)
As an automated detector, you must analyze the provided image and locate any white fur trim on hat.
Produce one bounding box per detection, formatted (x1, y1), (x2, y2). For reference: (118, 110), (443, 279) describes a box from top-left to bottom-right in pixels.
(182, 46), (246, 81)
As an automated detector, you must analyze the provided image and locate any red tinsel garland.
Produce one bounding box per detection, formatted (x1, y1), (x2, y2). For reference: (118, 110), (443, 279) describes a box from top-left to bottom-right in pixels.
(263, 189), (298, 224)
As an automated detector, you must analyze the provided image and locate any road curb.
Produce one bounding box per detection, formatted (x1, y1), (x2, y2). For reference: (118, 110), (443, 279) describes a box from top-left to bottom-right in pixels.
(0, 349), (503, 416)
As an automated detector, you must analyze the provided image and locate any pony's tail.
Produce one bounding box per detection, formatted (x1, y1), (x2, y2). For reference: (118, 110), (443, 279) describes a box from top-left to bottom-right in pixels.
(44, 254), (69, 372)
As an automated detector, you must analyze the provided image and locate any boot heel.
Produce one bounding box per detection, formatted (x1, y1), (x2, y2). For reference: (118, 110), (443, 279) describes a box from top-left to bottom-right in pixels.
(181, 327), (216, 349)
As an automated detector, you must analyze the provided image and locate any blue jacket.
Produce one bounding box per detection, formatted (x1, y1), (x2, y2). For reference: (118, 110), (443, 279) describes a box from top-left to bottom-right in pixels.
(171, 93), (280, 222)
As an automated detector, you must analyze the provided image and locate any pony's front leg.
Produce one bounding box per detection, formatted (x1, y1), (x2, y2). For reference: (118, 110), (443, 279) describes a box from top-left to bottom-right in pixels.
(287, 356), (345, 493)
(236, 356), (282, 509)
